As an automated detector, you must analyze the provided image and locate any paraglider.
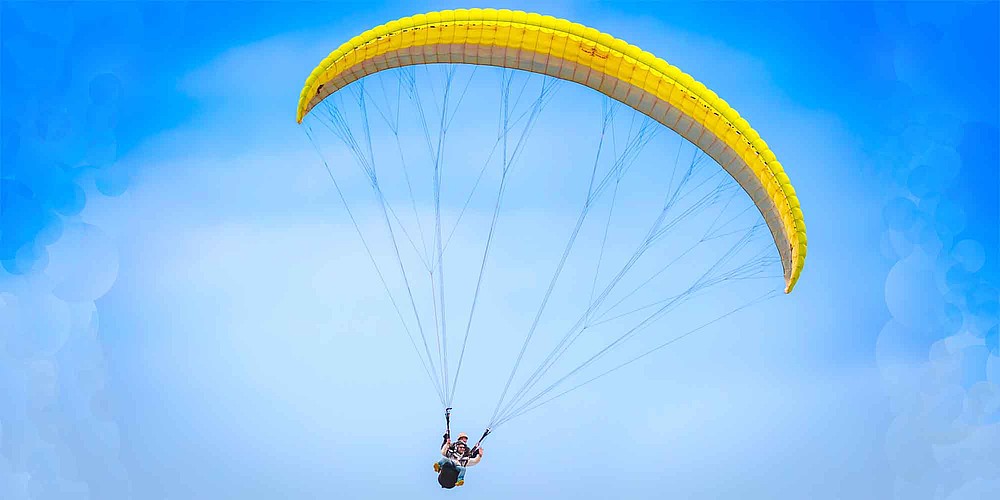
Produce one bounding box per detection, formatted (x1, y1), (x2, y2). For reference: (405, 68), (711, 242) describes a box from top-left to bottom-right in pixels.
(295, 8), (807, 488)
(435, 409), (486, 488)
(436, 434), (484, 488)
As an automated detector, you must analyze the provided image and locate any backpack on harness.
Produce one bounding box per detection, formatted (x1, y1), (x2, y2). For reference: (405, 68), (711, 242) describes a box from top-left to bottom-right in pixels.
(438, 460), (460, 489)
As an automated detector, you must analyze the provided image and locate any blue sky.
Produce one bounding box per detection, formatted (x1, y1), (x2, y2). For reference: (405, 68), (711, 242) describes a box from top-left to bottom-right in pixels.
(1, 2), (998, 500)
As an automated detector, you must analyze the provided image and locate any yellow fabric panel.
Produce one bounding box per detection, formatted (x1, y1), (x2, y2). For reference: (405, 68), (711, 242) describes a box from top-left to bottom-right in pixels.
(297, 8), (807, 293)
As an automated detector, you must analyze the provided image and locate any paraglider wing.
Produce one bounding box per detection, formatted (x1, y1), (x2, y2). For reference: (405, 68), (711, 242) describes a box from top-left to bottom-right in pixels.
(295, 8), (807, 292)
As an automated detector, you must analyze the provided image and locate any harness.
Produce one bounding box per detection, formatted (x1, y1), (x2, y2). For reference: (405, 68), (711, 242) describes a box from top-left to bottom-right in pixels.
(438, 409), (491, 488)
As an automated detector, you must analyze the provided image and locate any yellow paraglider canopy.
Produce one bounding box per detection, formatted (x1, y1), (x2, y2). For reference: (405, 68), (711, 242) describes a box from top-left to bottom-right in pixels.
(296, 8), (807, 292)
